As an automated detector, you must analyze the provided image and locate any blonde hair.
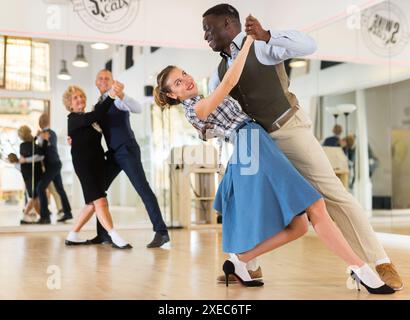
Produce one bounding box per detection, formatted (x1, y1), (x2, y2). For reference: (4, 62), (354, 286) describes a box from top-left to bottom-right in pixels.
(63, 85), (87, 112)
(18, 125), (33, 142)
(346, 134), (356, 148)
(153, 65), (180, 110)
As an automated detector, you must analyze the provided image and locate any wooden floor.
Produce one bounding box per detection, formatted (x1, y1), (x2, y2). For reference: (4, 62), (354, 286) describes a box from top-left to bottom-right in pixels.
(0, 228), (409, 300)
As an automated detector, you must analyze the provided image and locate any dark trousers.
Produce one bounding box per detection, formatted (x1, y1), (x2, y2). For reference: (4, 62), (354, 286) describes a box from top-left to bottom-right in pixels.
(97, 140), (168, 240)
(37, 162), (71, 220)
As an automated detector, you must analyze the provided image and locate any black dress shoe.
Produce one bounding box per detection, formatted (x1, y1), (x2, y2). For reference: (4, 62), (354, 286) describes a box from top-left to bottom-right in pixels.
(57, 214), (73, 222)
(20, 219), (38, 225)
(65, 239), (89, 246)
(146, 232), (170, 248)
(86, 235), (112, 245)
(112, 243), (133, 249)
(35, 218), (51, 225)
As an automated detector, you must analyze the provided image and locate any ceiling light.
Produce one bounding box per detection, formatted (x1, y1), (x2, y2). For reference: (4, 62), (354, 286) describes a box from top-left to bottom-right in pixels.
(337, 104), (357, 115)
(289, 58), (307, 68)
(57, 60), (71, 80)
(91, 43), (109, 50)
(72, 44), (89, 68)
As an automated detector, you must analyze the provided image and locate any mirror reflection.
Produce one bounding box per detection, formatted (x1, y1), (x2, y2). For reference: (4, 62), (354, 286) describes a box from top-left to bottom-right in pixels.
(0, 0), (409, 240)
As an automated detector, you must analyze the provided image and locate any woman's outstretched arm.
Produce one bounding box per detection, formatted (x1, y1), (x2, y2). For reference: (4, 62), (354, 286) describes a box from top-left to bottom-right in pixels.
(195, 36), (254, 120)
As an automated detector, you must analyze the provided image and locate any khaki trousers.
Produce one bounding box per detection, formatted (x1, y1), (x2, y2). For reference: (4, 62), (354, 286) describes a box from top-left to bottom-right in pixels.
(269, 108), (386, 263)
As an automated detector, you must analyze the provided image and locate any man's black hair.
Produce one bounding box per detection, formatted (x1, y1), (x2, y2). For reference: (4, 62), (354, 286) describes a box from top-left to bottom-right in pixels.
(202, 3), (240, 21)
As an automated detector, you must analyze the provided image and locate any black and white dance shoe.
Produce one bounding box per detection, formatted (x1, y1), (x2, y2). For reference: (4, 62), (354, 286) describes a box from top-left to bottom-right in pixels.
(65, 231), (90, 246)
(223, 254), (264, 287)
(112, 243), (133, 250)
(86, 235), (112, 245)
(146, 232), (170, 248)
(35, 218), (51, 225)
(65, 239), (89, 246)
(57, 213), (73, 223)
(349, 264), (395, 294)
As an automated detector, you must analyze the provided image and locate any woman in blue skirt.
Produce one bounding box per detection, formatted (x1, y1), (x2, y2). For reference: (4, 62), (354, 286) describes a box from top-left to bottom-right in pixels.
(153, 36), (393, 294)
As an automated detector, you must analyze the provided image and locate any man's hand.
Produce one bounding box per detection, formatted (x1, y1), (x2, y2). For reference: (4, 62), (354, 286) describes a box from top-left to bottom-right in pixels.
(245, 15), (270, 42)
(19, 156), (26, 164)
(7, 153), (18, 164)
(40, 131), (50, 141)
(112, 80), (125, 100)
(67, 136), (72, 146)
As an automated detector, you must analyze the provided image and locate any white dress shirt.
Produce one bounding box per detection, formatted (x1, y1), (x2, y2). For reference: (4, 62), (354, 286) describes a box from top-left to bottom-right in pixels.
(101, 92), (142, 114)
(209, 30), (317, 92)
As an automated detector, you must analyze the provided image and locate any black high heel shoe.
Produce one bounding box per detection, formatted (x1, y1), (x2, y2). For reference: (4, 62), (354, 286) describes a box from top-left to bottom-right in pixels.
(350, 271), (395, 294)
(223, 260), (264, 287)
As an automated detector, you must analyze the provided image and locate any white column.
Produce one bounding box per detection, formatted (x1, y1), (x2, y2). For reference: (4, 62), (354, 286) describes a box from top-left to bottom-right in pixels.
(355, 90), (372, 214)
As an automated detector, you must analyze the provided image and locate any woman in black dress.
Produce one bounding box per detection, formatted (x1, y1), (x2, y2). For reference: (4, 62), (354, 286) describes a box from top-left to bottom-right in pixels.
(15, 125), (44, 223)
(63, 85), (131, 249)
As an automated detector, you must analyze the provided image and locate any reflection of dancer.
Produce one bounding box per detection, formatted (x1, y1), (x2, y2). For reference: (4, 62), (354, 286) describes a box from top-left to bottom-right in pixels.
(9, 126), (43, 223)
(153, 36), (393, 294)
(63, 85), (131, 249)
(323, 125), (343, 147)
(48, 182), (63, 218)
(32, 114), (72, 224)
(85, 70), (169, 248)
(202, 4), (402, 290)
(38, 114), (65, 220)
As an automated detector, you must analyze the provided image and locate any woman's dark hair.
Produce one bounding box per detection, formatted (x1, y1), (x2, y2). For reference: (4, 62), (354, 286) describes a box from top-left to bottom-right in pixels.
(153, 65), (181, 109)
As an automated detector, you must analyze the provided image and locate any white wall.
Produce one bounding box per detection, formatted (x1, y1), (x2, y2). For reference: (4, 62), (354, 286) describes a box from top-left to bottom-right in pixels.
(0, 0), (379, 50)
(366, 79), (410, 197)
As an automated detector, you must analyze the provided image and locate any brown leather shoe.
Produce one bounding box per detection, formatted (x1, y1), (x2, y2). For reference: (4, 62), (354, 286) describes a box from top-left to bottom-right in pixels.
(217, 266), (263, 283)
(376, 263), (404, 291)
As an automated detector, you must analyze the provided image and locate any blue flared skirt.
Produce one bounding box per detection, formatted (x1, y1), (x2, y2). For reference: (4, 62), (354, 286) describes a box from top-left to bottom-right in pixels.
(214, 121), (322, 253)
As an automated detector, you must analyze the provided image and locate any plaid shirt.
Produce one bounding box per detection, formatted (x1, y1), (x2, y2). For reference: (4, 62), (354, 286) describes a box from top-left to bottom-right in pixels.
(182, 95), (250, 141)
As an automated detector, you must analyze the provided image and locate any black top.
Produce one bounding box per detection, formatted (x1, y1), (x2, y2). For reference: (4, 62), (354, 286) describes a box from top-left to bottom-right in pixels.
(39, 129), (61, 167)
(68, 96), (114, 203)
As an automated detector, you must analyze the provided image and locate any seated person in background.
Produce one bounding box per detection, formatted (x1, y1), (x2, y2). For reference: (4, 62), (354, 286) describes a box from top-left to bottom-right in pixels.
(323, 124), (343, 147)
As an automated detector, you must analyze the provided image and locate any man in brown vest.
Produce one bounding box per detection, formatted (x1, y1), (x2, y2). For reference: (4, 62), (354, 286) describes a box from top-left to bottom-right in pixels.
(203, 3), (403, 290)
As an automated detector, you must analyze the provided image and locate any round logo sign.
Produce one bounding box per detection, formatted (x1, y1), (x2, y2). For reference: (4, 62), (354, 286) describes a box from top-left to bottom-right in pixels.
(361, 1), (410, 57)
(72, 0), (140, 33)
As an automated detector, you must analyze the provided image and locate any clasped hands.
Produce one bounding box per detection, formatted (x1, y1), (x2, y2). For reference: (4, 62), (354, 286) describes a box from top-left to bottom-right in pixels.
(108, 80), (125, 99)
(244, 14), (270, 43)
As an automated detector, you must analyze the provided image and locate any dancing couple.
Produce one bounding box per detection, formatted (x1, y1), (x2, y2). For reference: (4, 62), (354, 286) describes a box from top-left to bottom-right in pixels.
(152, 3), (403, 294)
(63, 70), (169, 249)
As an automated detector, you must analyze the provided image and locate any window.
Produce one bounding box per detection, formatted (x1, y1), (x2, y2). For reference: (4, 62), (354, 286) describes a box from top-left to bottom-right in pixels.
(0, 36), (50, 91)
(5, 38), (31, 90)
(0, 97), (49, 115)
(0, 37), (4, 87)
(31, 41), (50, 91)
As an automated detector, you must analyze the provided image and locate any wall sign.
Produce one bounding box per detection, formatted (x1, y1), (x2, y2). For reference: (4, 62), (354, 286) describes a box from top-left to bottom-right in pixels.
(72, 0), (141, 33)
(361, 1), (410, 57)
